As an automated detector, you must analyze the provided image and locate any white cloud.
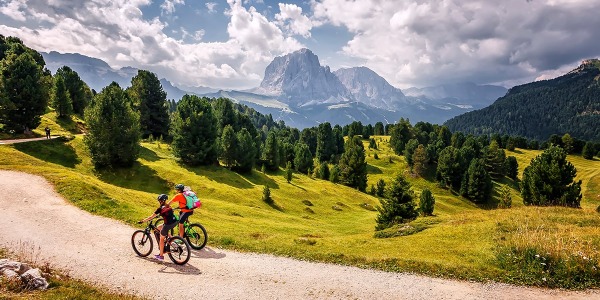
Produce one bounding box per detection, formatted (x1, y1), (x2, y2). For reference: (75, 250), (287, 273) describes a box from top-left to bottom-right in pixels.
(160, 0), (184, 15)
(0, 0), (27, 22)
(275, 3), (312, 38)
(311, 0), (600, 88)
(0, 0), (304, 90)
(206, 2), (217, 14)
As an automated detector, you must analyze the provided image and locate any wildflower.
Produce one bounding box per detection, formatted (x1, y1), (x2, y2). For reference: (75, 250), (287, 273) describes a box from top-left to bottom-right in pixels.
(542, 277), (547, 282)
(535, 254), (540, 258)
(540, 263), (546, 266)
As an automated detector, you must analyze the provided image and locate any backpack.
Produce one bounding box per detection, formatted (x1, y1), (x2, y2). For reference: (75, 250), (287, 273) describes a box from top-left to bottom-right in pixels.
(183, 190), (202, 209)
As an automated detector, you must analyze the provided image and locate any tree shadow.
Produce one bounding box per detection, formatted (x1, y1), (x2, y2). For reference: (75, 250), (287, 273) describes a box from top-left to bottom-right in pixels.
(13, 138), (81, 168)
(55, 116), (82, 134)
(187, 165), (279, 190)
(367, 164), (383, 174)
(139, 146), (160, 162)
(96, 162), (171, 194)
(239, 169), (279, 189)
(135, 256), (203, 275)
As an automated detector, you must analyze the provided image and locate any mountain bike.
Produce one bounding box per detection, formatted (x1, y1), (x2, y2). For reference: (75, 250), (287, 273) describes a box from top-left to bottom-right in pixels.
(172, 208), (208, 250)
(131, 215), (191, 265)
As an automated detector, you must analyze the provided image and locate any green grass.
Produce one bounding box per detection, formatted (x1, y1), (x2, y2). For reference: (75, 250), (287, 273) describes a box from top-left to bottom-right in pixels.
(2, 122), (600, 289)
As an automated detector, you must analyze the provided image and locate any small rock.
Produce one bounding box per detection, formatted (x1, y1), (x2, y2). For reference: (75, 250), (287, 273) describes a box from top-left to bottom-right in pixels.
(21, 268), (49, 290)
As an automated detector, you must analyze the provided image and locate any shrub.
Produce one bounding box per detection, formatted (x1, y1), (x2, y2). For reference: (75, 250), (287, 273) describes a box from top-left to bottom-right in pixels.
(498, 186), (512, 208)
(262, 185), (273, 204)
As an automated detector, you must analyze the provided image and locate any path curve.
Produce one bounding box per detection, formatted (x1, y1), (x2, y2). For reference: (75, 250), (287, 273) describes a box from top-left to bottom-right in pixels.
(0, 136), (58, 144)
(1, 170), (598, 300)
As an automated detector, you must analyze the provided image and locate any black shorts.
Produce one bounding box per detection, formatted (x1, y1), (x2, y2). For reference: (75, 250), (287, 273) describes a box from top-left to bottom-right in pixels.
(160, 221), (177, 236)
(179, 211), (193, 224)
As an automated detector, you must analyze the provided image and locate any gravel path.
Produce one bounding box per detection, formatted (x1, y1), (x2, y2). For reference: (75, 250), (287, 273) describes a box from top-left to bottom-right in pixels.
(1, 170), (598, 300)
(0, 136), (58, 144)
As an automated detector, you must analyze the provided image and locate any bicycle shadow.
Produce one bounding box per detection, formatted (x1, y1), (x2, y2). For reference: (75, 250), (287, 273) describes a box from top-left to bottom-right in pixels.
(136, 256), (203, 275)
(191, 247), (226, 259)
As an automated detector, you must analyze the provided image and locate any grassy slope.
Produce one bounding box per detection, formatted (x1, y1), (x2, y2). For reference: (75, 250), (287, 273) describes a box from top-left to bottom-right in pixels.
(1, 119), (600, 287)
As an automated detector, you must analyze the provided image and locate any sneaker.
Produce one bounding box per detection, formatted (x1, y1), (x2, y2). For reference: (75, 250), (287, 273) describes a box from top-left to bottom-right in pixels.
(154, 255), (164, 261)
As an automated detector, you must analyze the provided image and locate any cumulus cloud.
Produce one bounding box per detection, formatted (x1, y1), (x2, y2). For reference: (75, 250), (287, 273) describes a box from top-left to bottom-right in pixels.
(275, 3), (312, 38)
(0, 0), (27, 21)
(311, 0), (600, 88)
(0, 0), (305, 90)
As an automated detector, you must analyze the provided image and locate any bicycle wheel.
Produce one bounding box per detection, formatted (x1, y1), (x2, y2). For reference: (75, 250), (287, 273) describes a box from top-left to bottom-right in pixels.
(131, 230), (153, 257)
(166, 236), (191, 265)
(185, 223), (208, 250)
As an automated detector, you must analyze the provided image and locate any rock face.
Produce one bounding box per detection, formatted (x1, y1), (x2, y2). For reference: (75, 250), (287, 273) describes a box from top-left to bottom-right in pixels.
(334, 66), (408, 110)
(0, 259), (49, 290)
(255, 48), (353, 107)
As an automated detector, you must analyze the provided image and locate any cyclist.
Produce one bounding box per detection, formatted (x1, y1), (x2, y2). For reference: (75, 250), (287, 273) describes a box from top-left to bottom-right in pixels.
(139, 194), (178, 261)
(168, 183), (193, 239)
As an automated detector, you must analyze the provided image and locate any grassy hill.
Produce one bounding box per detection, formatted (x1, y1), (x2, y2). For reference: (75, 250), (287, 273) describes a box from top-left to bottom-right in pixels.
(2, 115), (600, 288)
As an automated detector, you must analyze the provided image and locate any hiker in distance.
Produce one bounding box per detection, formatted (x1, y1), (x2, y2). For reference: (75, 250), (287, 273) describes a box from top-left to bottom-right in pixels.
(45, 127), (51, 139)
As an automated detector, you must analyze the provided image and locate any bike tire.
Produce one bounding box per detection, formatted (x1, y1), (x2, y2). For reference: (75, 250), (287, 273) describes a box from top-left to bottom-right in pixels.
(166, 236), (191, 265)
(186, 223), (208, 250)
(131, 230), (153, 257)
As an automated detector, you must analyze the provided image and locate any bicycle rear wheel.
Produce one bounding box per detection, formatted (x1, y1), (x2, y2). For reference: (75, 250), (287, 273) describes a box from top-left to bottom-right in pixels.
(131, 230), (153, 257)
(166, 236), (191, 265)
(185, 223), (208, 250)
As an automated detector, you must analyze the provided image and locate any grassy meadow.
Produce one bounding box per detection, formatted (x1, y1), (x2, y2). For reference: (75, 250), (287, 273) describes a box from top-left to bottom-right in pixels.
(2, 113), (600, 289)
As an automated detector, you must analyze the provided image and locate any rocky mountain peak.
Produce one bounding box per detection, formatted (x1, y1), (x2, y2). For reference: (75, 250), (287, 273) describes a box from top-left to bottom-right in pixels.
(334, 66), (407, 110)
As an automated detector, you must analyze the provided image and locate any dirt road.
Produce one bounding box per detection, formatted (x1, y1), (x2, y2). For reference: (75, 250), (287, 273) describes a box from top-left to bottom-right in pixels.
(1, 170), (598, 299)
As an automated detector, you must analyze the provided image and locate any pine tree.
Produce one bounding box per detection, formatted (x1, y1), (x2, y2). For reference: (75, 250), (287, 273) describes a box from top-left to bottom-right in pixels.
(338, 136), (368, 192)
(55, 66), (87, 115)
(219, 125), (237, 168)
(561, 133), (574, 154)
(504, 156), (519, 180)
(51, 75), (72, 118)
(419, 188), (435, 216)
(127, 70), (169, 139)
(294, 143), (313, 174)
(263, 131), (279, 171)
(412, 144), (428, 176)
(484, 140), (506, 178)
(376, 179), (386, 197)
(463, 158), (492, 203)
(375, 174), (418, 230)
(235, 128), (257, 173)
(436, 146), (465, 191)
(316, 122), (335, 162)
(582, 142), (595, 160)
(84, 82), (140, 168)
(389, 118), (412, 155)
(329, 165), (340, 183)
(262, 185), (273, 204)
(521, 145), (582, 207)
(498, 185), (512, 208)
(170, 95), (218, 166)
(0, 49), (49, 133)
(404, 139), (419, 170)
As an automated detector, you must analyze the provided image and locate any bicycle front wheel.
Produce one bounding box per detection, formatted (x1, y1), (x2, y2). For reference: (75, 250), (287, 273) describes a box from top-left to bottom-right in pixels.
(186, 223), (208, 250)
(131, 230), (153, 257)
(167, 236), (191, 265)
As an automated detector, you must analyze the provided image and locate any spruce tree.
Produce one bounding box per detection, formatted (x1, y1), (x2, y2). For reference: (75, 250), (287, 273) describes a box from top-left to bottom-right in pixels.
(219, 124), (237, 168)
(235, 128), (256, 173)
(127, 70), (169, 139)
(338, 136), (368, 192)
(55, 66), (87, 115)
(51, 75), (72, 118)
(521, 145), (582, 207)
(463, 158), (492, 203)
(504, 156), (519, 180)
(170, 95), (217, 166)
(316, 122), (334, 162)
(419, 188), (435, 216)
(412, 144), (428, 176)
(294, 143), (313, 174)
(375, 179), (386, 197)
(375, 174), (418, 230)
(263, 131), (279, 171)
(285, 161), (293, 183)
(84, 82), (140, 168)
(404, 139), (419, 169)
(582, 142), (594, 160)
(329, 165), (340, 183)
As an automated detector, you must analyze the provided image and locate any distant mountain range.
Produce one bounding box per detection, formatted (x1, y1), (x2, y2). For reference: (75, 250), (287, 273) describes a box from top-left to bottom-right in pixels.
(444, 59), (600, 142)
(41, 49), (507, 128)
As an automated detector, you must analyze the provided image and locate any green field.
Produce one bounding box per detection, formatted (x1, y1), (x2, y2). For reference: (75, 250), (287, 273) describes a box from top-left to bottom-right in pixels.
(2, 114), (600, 289)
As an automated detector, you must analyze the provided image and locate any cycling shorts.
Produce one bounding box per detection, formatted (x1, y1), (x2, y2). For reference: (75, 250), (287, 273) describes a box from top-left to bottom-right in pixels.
(179, 211), (193, 224)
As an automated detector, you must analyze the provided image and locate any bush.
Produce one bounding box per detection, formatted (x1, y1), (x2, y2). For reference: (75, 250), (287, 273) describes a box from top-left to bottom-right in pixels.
(498, 186), (512, 208)
(262, 185), (273, 204)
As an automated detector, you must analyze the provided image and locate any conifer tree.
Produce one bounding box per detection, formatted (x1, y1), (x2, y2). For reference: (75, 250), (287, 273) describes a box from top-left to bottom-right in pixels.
(127, 70), (169, 139)
(84, 82), (140, 168)
(285, 161), (293, 183)
(219, 124), (237, 168)
(329, 165), (340, 183)
(504, 156), (519, 180)
(55, 66), (87, 115)
(235, 128), (257, 173)
(294, 143), (313, 174)
(170, 95), (217, 166)
(51, 75), (72, 118)
(462, 158), (492, 203)
(375, 174), (418, 230)
(338, 136), (368, 192)
(263, 131), (279, 171)
(316, 122), (335, 162)
(582, 142), (595, 160)
(521, 145), (582, 207)
(419, 188), (435, 216)
(376, 179), (386, 197)
(412, 144), (428, 176)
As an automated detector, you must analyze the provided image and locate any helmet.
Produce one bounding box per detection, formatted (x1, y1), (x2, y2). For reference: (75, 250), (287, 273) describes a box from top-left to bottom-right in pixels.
(157, 194), (168, 202)
(174, 184), (185, 192)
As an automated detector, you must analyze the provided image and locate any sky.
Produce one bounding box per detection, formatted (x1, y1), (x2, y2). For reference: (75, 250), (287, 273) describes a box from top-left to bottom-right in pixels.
(1, 0), (600, 90)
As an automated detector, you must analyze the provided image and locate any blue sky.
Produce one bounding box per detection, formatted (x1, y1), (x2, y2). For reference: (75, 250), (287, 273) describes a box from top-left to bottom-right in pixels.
(1, 0), (600, 90)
